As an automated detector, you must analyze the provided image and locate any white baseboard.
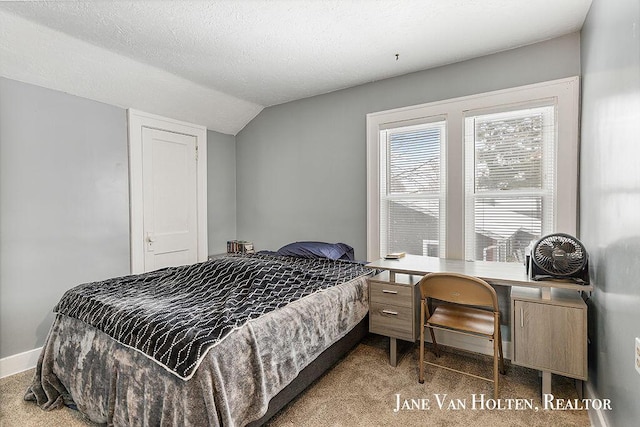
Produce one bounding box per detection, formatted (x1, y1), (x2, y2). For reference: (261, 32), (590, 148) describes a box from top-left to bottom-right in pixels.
(585, 381), (609, 427)
(0, 347), (41, 379)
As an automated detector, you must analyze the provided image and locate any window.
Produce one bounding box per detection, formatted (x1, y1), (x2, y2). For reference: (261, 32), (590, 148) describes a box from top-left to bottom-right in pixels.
(379, 121), (446, 257)
(464, 106), (555, 262)
(367, 77), (579, 262)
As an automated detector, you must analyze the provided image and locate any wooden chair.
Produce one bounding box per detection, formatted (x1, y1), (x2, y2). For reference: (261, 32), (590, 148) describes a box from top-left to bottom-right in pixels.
(418, 272), (505, 398)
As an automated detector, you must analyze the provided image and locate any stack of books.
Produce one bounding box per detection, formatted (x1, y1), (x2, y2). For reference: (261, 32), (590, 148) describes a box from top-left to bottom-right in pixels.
(384, 252), (406, 260)
(227, 240), (255, 254)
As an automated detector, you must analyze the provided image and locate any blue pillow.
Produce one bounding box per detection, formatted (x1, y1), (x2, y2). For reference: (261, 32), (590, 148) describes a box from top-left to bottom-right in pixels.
(276, 241), (355, 261)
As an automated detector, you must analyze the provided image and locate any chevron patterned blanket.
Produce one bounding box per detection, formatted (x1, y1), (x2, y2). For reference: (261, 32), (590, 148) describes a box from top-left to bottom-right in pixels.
(53, 253), (372, 380)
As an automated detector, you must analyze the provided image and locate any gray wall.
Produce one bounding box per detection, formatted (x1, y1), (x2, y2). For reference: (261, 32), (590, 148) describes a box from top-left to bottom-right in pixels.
(0, 78), (238, 358)
(580, 0), (640, 424)
(0, 78), (130, 358)
(207, 130), (236, 254)
(236, 33), (581, 259)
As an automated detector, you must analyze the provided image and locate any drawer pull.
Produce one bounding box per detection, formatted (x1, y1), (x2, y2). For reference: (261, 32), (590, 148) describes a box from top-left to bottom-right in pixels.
(382, 309), (398, 316)
(382, 290), (398, 294)
(520, 307), (524, 328)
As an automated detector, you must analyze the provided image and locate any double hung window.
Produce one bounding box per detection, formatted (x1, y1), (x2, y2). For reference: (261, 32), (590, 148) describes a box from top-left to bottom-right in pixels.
(464, 106), (555, 262)
(367, 77), (579, 262)
(379, 120), (446, 258)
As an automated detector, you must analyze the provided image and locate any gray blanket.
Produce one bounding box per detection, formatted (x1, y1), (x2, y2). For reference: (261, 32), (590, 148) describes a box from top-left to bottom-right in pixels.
(53, 254), (372, 380)
(25, 275), (370, 426)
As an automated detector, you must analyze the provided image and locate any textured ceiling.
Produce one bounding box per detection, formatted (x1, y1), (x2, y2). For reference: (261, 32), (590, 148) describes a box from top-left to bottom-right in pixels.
(0, 1), (592, 134)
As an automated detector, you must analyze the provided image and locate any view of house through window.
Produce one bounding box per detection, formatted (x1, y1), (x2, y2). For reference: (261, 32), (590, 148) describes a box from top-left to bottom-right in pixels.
(379, 121), (446, 257)
(367, 78), (578, 262)
(464, 106), (555, 262)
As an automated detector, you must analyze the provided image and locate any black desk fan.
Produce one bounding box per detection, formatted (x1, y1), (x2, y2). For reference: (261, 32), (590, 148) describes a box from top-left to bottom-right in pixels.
(529, 233), (589, 285)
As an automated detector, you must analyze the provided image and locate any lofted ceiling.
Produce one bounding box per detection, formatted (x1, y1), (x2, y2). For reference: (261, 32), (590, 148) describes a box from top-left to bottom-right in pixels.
(0, 1), (592, 135)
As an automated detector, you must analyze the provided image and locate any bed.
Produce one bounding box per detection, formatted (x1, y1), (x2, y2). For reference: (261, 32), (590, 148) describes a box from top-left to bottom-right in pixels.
(25, 245), (374, 426)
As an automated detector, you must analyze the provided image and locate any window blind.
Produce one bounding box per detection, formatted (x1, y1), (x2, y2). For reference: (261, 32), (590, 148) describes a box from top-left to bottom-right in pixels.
(464, 106), (555, 262)
(380, 121), (446, 258)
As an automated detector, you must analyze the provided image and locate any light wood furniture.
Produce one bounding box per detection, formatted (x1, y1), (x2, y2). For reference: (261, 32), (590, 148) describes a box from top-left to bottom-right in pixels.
(418, 273), (505, 398)
(367, 254), (592, 396)
(511, 286), (588, 395)
(368, 255), (591, 293)
(368, 271), (420, 366)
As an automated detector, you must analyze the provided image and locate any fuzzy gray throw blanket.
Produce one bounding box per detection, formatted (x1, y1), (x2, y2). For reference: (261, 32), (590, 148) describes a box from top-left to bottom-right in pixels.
(26, 255), (372, 426)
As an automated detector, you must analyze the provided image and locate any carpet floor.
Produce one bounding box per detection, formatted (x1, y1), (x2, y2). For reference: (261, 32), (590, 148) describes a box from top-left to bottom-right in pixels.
(0, 334), (590, 426)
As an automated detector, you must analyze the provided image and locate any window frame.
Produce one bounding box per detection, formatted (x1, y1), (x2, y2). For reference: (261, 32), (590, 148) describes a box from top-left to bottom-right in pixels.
(464, 104), (556, 262)
(366, 77), (579, 262)
(379, 119), (448, 258)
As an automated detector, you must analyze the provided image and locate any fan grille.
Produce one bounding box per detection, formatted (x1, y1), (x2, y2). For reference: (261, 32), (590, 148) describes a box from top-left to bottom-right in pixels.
(532, 233), (587, 276)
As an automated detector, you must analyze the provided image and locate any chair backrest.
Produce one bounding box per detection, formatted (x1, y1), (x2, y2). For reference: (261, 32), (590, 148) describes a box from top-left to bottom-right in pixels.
(419, 272), (498, 311)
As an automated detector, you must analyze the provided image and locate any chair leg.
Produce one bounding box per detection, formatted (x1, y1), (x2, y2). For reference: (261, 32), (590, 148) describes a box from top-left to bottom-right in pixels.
(428, 326), (440, 357)
(419, 301), (425, 384)
(497, 325), (505, 375)
(493, 337), (499, 399)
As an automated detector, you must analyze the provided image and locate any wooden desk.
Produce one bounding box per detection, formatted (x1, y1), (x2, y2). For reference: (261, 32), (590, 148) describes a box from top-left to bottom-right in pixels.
(367, 254), (593, 294)
(367, 255), (591, 396)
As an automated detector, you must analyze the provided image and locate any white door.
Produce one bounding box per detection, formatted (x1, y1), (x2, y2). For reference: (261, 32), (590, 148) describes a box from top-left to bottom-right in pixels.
(141, 128), (198, 271)
(128, 109), (207, 274)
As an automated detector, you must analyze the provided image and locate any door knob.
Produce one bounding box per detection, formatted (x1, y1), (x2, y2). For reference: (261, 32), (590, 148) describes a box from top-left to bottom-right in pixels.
(146, 233), (156, 252)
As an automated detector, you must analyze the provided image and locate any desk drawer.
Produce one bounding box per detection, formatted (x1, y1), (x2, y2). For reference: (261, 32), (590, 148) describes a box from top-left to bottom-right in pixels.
(369, 281), (413, 307)
(370, 302), (414, 341)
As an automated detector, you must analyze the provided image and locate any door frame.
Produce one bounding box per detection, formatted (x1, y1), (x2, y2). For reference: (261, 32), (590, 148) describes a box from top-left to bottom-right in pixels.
(127, 109), (208, 274)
